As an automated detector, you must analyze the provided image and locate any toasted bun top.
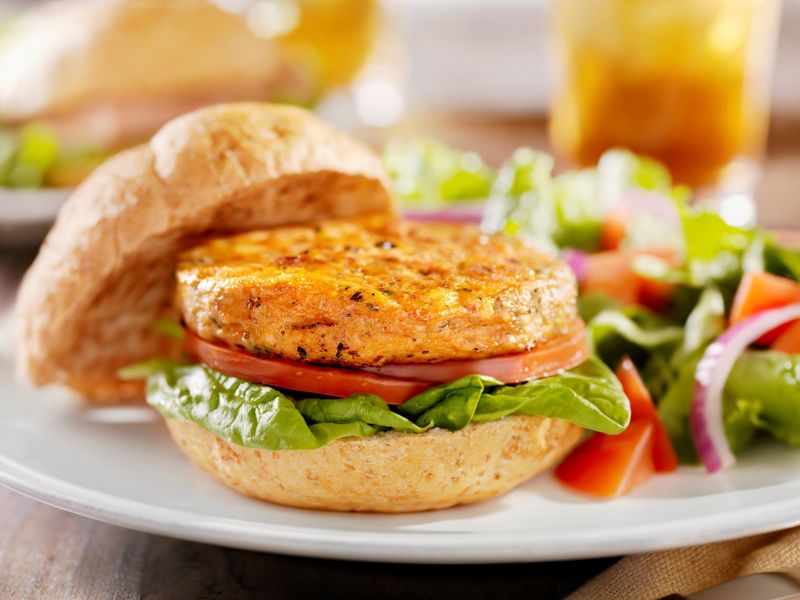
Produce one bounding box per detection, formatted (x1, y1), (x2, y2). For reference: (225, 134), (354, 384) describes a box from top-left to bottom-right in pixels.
(14, 103), (394, 402)
(0, 0), (296, 122)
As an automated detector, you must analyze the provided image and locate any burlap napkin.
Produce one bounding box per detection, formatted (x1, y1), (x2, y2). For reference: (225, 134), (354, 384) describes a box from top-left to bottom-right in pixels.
(569, 527), (800, 599)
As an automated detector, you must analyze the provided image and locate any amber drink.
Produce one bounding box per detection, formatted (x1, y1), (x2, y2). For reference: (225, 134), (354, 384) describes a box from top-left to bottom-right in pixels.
(550, 0), (782, 217)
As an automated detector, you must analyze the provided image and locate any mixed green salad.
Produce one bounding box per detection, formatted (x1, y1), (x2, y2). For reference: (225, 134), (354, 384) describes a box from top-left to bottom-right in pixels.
(385, 139), (800, 474)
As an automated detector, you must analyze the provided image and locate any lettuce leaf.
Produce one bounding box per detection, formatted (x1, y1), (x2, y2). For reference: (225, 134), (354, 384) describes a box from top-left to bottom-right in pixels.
(482, 148), (602, 253)
(296, 395), (427, 434)
(382, 138), (494, 205)
(3, 123), (59, 188)
(586, 305), (683, 368)
(764, 238), (800, 281)
(476, 358), (630, 434)
(482, 148), (681, 253)
(145, 362), (378, 450)
(725, 351), (800, 446)
(145, 357), (631, 451)
(656, 350), (800, 463)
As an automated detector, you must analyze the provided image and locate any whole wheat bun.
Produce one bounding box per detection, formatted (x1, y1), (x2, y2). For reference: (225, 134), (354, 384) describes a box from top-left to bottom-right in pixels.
(165, 416), (581, 512)
(0, 0), (304, 125)
(15, 103), (393, 403)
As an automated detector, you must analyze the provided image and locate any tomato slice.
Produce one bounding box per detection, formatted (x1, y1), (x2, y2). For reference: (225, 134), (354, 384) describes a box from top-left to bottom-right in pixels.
(361, 319), (590, 383)
(556, 357), (677, 498)
(729, 271), (800, 344)
(615, 356), (678, 473)
(184, 330), (431, 405)
(184, 320), (590, 404)
(555, 420), (655, 498)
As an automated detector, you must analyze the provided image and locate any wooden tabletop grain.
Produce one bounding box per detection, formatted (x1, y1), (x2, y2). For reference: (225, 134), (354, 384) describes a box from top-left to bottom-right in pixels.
(1, 115), (799, 600)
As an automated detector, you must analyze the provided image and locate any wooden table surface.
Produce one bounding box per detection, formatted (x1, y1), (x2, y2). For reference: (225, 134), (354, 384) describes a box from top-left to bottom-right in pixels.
(1, 115), (799, 600)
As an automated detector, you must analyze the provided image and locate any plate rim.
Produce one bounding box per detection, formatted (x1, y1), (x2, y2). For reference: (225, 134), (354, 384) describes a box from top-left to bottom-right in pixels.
(3, 451), (800, 563)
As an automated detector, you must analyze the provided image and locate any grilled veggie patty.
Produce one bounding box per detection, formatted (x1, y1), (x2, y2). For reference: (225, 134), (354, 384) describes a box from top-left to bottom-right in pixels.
(177, 216), (577, 366)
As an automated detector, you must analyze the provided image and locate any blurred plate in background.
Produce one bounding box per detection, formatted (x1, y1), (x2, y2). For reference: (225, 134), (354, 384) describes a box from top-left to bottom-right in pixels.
(0, 188), (69, 246)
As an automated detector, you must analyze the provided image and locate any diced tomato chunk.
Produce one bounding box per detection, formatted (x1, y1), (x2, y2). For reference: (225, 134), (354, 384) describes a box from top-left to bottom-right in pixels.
(615, 357), (657, 420)
(582, 251), (641, 304)
(729, 272), (800, 344)
(582, 248), (680, 310)
(615, 357), (678, 473)
(555, 420), (655, 498)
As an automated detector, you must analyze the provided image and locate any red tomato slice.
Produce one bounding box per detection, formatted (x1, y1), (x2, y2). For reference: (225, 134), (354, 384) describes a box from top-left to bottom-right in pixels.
(729, 271), (800, 345)
(615, 357), (678, 473)
(184, 330), (431, 405)
(772, 320), (800, 354)
(361, 319), (590, 383)
(555, 420), (655, 498)
(184, 321), (591, 405)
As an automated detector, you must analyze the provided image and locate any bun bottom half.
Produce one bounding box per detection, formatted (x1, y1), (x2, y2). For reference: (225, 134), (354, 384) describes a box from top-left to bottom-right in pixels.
(164, 415), (581, 513)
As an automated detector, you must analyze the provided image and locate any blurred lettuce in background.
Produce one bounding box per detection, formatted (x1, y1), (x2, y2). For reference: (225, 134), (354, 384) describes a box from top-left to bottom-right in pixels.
(383, 137), (688, 253)
(0, 123), (106, 189)
(383, 138), (494, 205)
(1, 124), (59, 188)
(483, 148), (687, 253)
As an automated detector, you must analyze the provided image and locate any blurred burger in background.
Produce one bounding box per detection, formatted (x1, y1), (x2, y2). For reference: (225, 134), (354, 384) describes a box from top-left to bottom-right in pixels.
(0, 0), (378, 189)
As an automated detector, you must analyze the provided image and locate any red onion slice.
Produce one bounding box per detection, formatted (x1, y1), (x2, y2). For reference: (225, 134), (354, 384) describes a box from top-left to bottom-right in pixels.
(618, 189), (680, 227)
(691, 303), (800, 473)
(562, 248), (589, 282)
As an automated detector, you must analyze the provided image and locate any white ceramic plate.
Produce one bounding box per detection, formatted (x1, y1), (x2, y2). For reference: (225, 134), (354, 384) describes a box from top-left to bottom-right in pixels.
(2, 325), (800, 564)
(0, 187), (70, 246)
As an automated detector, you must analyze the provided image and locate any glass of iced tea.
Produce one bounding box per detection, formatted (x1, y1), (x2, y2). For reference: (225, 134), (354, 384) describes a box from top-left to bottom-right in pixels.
(549, 0), (782, 221)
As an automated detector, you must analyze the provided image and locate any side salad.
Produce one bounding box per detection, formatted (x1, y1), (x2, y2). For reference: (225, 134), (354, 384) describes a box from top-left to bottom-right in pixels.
(385, 140), (800, 497)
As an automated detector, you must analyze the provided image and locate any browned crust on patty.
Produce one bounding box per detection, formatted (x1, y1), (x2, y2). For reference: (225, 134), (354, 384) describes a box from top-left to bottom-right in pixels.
(165, 415), (582, 512)
(14, 103), (393, 403)
(177, 216), (578, 365)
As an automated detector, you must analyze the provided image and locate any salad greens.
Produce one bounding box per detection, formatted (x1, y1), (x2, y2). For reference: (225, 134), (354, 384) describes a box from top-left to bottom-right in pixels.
(387, 137), (800, 464)
(486, 148), (685, 253)
(0, 122), (105, 188)
(587, 208), (800, 463)
(0, 124), (59, 188)
(657, 351), (800, 463)
(140, 357), (630, 451)
(383, 138), (494, 205)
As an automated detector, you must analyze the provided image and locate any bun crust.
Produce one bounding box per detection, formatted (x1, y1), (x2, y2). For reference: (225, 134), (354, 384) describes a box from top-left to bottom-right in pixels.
(164, 416), (581, 512)
(0, 0), (299, 123)
(15, 103), (393, 403)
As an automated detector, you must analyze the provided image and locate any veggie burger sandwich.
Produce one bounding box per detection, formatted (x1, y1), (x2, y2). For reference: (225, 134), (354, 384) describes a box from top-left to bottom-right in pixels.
(15, 104), (630, 512)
